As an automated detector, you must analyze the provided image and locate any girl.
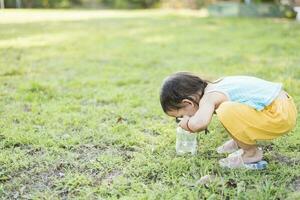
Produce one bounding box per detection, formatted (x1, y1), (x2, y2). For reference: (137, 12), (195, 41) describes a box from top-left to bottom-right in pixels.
(160, 72), (297, 169)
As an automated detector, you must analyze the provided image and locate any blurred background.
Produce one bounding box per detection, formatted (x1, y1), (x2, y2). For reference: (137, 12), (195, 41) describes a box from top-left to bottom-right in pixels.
(1, 0), (300, 19)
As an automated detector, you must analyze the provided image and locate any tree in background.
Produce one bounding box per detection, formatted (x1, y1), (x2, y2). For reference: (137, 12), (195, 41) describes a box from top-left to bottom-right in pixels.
(3, 0), (160, 8)
(99, 0), (160, 9)
(161, 0), (214, 9)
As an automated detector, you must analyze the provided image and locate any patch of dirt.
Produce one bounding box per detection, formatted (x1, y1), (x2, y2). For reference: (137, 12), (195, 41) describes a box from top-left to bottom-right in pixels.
(1, 69), (24, 76)
(291, 177), (300, 191)
(3, 143), (135, 198)
(71, 144), (135, 165)
(262, 144), (274, 152)
(270, 152), (300, 165)
(115, 116), (136, 125)
(101, 170), (123, 186)
(13, 118), (20, 124)
(80, 99), (113, 107)
(0, 134), (5, 140)
(54, 161), (75, 171)
(199, 149), (220, 159)
(142, 129), (161, 136)
(72, 144), (107, 161)
(225, 179), (237, 188)
(26, 147), (45, 156)
(23, 104), (32, 112)
(69, 144), (128, 186)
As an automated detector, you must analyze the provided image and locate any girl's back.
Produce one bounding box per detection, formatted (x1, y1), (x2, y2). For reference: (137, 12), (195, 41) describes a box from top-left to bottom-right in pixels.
(206, 76), (282, 111)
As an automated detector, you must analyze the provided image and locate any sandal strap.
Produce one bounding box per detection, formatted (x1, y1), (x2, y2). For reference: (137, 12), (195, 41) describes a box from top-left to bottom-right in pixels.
(217, 140), (238, 154)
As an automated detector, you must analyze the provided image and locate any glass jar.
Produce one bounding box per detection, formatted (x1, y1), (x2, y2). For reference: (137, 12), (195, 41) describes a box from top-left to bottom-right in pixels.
(176, 126), (197, 155)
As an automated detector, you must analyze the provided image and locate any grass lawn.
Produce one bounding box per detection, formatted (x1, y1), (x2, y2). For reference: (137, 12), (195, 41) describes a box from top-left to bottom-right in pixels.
(0, 9), (300, 199)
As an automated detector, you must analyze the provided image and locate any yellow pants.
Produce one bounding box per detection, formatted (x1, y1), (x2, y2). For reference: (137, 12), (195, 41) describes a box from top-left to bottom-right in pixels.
(216, 94), (298, 145)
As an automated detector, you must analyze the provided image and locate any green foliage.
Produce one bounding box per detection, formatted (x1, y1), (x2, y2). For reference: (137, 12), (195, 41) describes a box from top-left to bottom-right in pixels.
(4, 0), (74, 8)
(4, 0), (159, 8)
(162, 0), (212, 8)
(101, 0), (160, 9)
(0, 10), (299, 199)
(54, 173), (92, 191)
(208, 2), (295, 18)
(280, 4), (297, 19)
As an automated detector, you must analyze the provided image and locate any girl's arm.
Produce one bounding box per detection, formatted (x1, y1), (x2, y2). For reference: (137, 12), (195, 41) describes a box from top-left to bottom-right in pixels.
(180, 92), (225, 132)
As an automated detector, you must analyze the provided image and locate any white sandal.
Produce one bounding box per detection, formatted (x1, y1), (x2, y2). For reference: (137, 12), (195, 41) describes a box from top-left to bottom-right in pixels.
(216, 139), (239, 154)
(219, 154), (245, 168)
(219, 148), (267, 170)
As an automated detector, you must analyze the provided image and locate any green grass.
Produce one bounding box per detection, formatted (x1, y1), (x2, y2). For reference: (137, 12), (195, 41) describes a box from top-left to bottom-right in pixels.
(0, 9), (300, 199)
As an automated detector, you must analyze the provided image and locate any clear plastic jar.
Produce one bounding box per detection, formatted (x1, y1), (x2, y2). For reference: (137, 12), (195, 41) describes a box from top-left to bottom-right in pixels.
(176, 127), (197, 155)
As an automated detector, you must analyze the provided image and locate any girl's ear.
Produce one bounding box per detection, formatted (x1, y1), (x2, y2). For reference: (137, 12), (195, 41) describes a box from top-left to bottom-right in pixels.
(181, 99), (195, 107)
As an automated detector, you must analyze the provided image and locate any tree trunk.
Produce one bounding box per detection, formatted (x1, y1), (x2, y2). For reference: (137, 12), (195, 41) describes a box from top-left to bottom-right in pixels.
(24, 0), (34, 8)
(0, 0), (5, 9)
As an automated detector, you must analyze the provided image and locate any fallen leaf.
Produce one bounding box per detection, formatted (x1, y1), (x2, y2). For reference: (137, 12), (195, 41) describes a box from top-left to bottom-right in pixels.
(116, 116), (124, 123)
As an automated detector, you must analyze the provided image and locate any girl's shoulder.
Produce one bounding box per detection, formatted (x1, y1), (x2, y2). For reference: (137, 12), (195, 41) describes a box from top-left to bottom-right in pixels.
(202, 87), (229, 108)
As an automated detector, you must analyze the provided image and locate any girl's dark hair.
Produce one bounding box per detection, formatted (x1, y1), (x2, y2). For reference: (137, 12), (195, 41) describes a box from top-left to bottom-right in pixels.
(160, 72), (208, 113)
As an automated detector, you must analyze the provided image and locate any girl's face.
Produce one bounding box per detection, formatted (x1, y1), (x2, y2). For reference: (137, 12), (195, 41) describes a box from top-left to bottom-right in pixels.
(166, 99), (198, 119)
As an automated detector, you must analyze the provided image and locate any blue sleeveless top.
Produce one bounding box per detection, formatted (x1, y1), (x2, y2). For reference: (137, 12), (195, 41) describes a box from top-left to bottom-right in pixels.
(207, 76), (282, 111)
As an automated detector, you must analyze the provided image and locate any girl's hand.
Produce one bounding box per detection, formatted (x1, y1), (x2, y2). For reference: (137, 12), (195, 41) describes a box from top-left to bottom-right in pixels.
(179, 115), (192, 132)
